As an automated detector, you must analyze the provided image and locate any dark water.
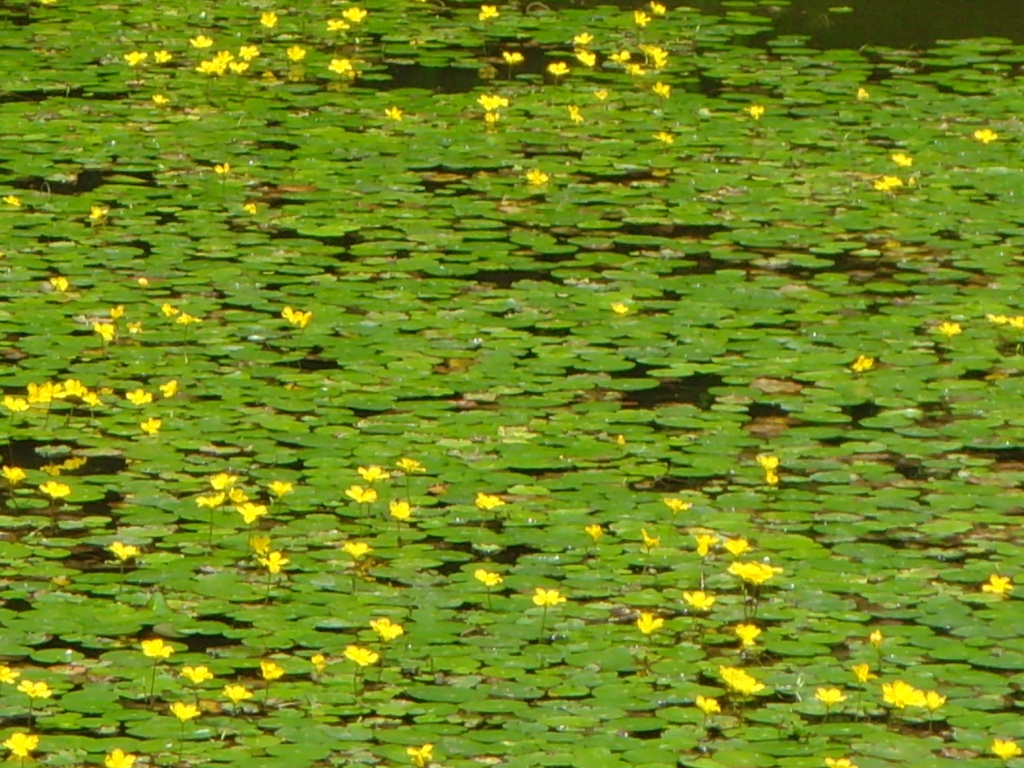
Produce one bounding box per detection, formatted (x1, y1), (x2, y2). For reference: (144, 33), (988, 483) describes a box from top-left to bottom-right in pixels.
(709, 0), (1024, 48)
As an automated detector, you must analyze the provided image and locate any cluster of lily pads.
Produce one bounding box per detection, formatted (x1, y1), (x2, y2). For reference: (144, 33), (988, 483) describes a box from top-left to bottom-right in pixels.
(1, 0), (1024, 767)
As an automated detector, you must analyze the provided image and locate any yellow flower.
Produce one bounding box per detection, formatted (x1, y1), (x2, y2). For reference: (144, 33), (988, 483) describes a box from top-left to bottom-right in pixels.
(525, 169), (550, 187)
(357, 465), (391, 483)
(532, 587), (566, 607)
(108, 542), (140, 562)
(125, 388), (152, 405)
(723, 538), (751, 557)
(285, 45), (306, 63)
(653, 131), (675, 145)
(236, 502), (268, 525)
(154, 50), (172, 64)
(141, 638), (174, 660)
(157, 380), (178, 399)
(856, 87), (869, 101)
(682, 590), (715, 612)
(326, 18), (350, 32)
(17, 680), (52, 699)
(567, 105), (583, 124)
(258, 551), (289, 574)
(407, 744), (434, 768)
(923, 690), (946, 711)
(49, 275), (70, 293)
(104, 748), (136, 768)
(992, 740), (1022, 762)
(190, 35), (214, 49)
(311, 654), (327, 673)
(161, 303), (179, 317)
(734, 623), (761, 647)
(214, 163), (231, 176)
(982, 574), (1014, 596)
(594, 89), (609, 101)
(268, 480), (293, 499)
(477, 94), (509, 111)
(2, 466), (26, 485)
(636, 612), (663, 636)
(815, 687), (847, 706)
(474, 569), (503, 587)
(642, 44), (669, 68)
(649, 1), (666, 15)
(719, 666), (765, 695)
(39, 480), (71, 499)
(696, 695), (720, 714)
(610, 301), (630, 316)
(0, 665), (19, 684)
(237, 45), (260, 61)
(223, 683), (253, 704)
(640, 528), (659, 551)
(756, 453), (780, 485)
(140, 417), (161, 436)
(260, 660), (285, 681)
(3, 733), (38, 759)
(397, 457), (425, 474)
(584, 523), (603, 543)
(260, 11), (278, 28)
(633, 9), (651, 26)
(575, 49), (596, 68)
(370, 617), (405, 642)
(229, 61), (250, 74)
(694, 533), (718, 557)
(868, 629), (883, 647)
(851, 355), (875, 372)
(728, 561), (782, 586)
(180, 666), (214, 685)
(124, 51), (148, 67)
(170, 701), (200, 722)
(281, 306), (313, 328)
(973, 128), (999, 144)
(2, 397), (29, 414)
(662, 497), (690, 514)
(344, 645), (379, 667)
(652, 82), (670, 98)
(547, 61), (570, 78)
(209, 472), (238, 490)
(824, 758), (858, 768)
(196, 493), (224, 511)
(342, 7), (368, 23)
(891, 152), (913, 168)
(343, 541), (372, 559)
(385, 106), (403, 122)
(573, 32), (593, 46)
(936, 321), (962, 338)
(3, 195), (23, 208)
(345, 485), (377, 504)
(873, 175), (903, 192)
(389, 500), (412, 521)
(250, 536), (271, 556)
(478, 4), (499, 20)
(851, 663), (875, 684)
(243, 202), (258, 214)
(881, 680), (926, 709)
(475, 491), (505, 510)
(746, 104), (765, 120)
(94, 325), (116, 346)
(329, 58), (355, 77)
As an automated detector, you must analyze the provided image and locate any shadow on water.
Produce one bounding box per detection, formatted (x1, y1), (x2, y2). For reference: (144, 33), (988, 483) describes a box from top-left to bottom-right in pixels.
(555, 0), (1024, 48)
